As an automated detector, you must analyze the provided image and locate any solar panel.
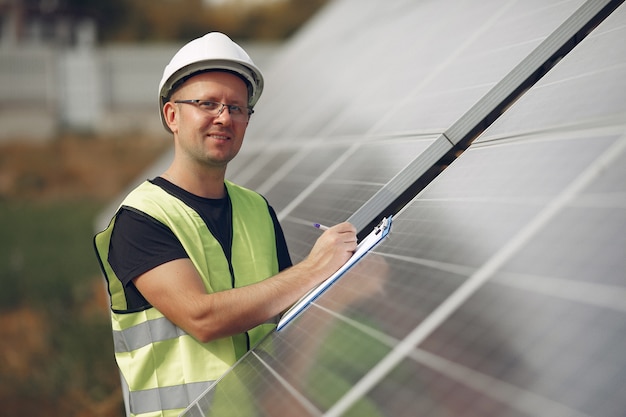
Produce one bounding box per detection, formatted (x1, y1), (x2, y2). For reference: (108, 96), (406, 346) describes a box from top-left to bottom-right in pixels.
(235, 0), (616, 240)
(247, 0), (588, 141)
(181, 0), (626, 416)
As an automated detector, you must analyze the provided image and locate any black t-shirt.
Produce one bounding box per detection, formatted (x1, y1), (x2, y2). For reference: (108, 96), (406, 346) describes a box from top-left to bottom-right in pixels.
(108, 177), (292, 309)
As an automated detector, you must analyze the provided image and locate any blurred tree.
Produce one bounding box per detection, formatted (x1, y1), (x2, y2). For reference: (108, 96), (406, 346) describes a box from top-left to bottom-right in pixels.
(86, 0), (329, 43)
(13, 0), (327, 43)
(20, 0), (127, 41)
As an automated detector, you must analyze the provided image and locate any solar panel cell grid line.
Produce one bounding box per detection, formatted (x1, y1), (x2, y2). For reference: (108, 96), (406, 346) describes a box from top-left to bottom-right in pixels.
(225, 149), (295, 191)
(242, 151), (297, 191)
(274, 142), (362, 221)
(249, 351), (323, 416)
(476, 3), (626, 142)
(493, 271), (626, 313)
(263, 317), (393, 415)
(259, 136), (437, 215)
(498, 205), (626, 289)
(422, 135), (619, 201)
(273, 138), (436, 259)
(416, 284), (626, 417)
(282, 188), (376, 261)
(282, 184), (371, 224)
(253, 142), (343, 197)
(224, 149), (266, 184)
(474, 73), (626, 142)
(357, 351), (590, 417)
(290, 139), (432, 198)
(306, 252), (467, 339)
(191, 354), (281, 417)
(179, 307), (396, 417)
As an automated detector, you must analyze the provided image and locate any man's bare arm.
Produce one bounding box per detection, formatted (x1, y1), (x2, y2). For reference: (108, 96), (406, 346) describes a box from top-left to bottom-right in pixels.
(133, 222), (357, 343)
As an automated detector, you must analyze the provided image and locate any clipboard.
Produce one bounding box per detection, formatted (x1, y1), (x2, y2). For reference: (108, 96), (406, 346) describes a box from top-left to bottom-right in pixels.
(277, 215), (392, 331)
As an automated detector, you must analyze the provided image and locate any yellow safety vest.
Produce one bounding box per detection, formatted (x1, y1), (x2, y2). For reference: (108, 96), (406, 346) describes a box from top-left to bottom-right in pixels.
(94, 180), (278, 417)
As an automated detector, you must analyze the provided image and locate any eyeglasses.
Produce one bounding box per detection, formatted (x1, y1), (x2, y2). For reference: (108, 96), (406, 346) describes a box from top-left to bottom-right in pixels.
(174, 99), (254, 122)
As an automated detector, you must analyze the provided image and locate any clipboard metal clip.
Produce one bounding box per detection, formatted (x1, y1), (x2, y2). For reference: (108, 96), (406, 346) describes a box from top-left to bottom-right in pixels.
(374, 216), (389, 235)
(374, 216), (392, 236)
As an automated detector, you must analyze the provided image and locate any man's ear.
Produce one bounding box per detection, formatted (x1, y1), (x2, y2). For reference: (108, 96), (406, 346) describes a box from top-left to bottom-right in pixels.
(163, 101), (178, 133)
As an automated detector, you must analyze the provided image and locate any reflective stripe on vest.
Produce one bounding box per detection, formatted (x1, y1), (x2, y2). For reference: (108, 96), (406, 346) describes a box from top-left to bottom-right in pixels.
(130, 381), (213, 415)
(94, 180), (279, 417)
(112, 316), (186, 353)
(112, 315), (278, 354)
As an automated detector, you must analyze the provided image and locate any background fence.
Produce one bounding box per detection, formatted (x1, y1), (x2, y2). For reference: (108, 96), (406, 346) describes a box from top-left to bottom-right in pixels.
(0, 42), (277, 141)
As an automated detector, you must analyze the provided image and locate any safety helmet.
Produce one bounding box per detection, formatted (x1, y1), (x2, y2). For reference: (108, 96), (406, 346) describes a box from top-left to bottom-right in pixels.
(158, 32), (264, 132)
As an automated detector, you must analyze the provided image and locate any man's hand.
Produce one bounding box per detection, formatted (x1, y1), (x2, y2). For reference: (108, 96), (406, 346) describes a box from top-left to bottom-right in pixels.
(301, 222), (358, 280)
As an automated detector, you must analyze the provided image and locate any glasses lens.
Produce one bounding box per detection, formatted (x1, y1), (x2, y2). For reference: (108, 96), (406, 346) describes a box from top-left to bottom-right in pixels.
(177, 101), (250, 121)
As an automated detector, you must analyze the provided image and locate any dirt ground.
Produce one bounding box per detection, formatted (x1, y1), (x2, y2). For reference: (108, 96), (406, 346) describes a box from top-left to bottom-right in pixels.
(0, 134), (170, 202)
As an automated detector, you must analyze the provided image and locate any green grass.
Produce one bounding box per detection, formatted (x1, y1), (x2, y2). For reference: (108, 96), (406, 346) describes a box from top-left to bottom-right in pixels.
(0, 201), (103, 310)
(0, 200), (122, 415)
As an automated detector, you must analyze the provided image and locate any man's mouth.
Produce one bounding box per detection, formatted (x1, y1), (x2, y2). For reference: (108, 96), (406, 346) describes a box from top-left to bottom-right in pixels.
(208, 133), (230, 140)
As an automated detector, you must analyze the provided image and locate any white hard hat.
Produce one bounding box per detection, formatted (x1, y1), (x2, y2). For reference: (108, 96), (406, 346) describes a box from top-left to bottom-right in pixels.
(158, 32), (264, 132)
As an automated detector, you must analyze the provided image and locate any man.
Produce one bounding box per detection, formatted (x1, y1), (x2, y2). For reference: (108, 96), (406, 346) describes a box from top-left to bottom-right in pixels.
(94, 32), (357, 417)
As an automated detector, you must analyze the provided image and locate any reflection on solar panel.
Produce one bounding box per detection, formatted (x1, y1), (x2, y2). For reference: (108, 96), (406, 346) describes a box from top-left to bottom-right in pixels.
(182, 0), (626, 416)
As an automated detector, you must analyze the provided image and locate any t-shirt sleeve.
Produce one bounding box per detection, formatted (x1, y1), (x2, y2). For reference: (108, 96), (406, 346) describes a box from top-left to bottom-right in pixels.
(108, 207), (189, 287)
(268, 205), (293, 271)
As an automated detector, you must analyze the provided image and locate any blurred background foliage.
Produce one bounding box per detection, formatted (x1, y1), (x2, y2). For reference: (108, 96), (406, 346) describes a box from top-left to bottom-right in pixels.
(14, 0), (329, 43)
(0, 1), (328, 415)
(0, 135), (169, 416)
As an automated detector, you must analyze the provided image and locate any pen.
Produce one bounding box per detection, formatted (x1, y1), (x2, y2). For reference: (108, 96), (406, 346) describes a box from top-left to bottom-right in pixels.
(313, 223), (330, 231)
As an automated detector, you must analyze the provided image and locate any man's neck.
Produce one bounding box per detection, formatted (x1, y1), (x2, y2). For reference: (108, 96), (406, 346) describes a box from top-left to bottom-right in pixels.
(161, 167), (226, 199)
